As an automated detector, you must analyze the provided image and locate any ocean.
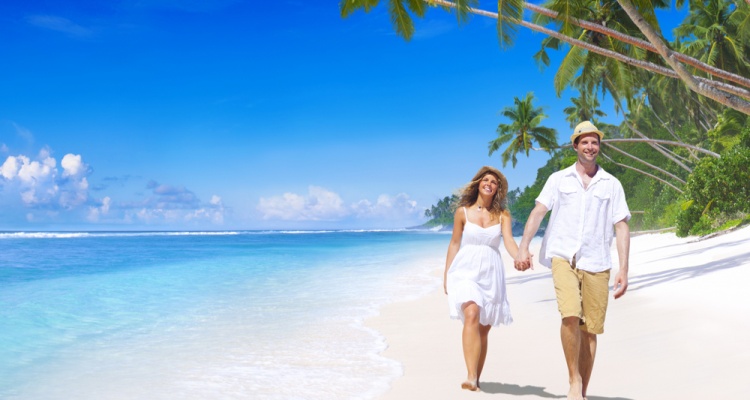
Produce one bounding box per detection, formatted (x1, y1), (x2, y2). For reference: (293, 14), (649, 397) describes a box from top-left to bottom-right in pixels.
(0, 230), (449, 400)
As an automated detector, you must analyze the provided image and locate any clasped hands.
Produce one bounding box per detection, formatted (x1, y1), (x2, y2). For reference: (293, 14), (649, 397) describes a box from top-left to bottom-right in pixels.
(514, 248), (533, 271)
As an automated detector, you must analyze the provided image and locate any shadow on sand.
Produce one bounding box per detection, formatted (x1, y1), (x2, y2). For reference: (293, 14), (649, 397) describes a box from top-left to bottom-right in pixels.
(479, 382), (633, 400)
(478, 382), (563, 398)
(510, 238), (750, 295)
(627, 250), (750, 292)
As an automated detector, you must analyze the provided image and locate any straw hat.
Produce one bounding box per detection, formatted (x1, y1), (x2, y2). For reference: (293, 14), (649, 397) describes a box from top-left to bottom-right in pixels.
(570, 121), (604, 144)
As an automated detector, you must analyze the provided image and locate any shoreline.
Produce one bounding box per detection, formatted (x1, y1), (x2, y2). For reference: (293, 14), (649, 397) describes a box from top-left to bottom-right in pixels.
(368, 226), (750, 399)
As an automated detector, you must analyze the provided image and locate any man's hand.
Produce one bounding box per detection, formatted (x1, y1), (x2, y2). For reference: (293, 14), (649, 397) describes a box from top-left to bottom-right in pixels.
(514, 248), (532, 271)
(613, 269), (628, 299)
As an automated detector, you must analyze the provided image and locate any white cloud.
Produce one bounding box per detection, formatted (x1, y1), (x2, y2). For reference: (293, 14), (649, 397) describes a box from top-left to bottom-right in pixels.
(0, 149), (227, 226)
(258, 187), (423, 223)
(351, 193), (421, 219)
(101, 196), (111, 213)
(87, 196), (111, 222)
(185, 207), (224, 224)
(61, 154), (85, 177)
(113, 181), (227, 226)
(1, 156), (21, 180)
(257, 186), (347, 221)
(1, 151), (90, 208)
(17, 155), (55, 184)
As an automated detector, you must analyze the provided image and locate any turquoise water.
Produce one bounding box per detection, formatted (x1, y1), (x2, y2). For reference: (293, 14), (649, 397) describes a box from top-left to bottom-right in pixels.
(0, 230), (448, 399)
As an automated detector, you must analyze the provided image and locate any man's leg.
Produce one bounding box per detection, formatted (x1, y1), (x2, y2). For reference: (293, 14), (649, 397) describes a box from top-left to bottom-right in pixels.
(560, 317), (584, 400)
(460, 302), (481, 391)
(579, 331), (597, 398)
(552, 257), (586, 400)
(578, 269), (609, 398)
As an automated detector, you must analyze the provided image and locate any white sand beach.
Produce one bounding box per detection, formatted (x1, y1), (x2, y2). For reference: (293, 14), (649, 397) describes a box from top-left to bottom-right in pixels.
(369, 225), (750, 399)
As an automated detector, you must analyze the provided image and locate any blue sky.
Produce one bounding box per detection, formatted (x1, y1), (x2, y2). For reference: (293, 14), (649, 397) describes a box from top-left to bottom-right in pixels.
(0, 1), (684, 231)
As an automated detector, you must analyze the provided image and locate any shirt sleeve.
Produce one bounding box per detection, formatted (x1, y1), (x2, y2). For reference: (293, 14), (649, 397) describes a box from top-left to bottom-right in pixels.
(611, 179), (631, 223)
(536, 171), (559, 210)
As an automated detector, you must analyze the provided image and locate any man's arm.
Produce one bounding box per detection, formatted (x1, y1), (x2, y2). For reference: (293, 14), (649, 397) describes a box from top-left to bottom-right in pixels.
(515, 202), (548, 271)
(613, 219), (630, 299)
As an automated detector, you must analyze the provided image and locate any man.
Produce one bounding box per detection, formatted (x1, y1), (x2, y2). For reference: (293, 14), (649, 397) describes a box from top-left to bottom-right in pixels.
(515, 121), (630, 400)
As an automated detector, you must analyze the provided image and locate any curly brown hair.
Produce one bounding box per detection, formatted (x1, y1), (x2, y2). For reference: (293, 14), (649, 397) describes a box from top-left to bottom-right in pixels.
(456, 166), (508, 219)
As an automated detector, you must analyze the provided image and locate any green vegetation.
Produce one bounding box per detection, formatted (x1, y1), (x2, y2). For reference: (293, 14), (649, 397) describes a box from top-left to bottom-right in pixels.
(423, 194), (459, 227)
(676, 130), (750, 236)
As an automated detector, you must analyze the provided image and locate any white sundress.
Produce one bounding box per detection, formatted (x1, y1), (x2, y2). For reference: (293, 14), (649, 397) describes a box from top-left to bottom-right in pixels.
(446, 207), (512, 326)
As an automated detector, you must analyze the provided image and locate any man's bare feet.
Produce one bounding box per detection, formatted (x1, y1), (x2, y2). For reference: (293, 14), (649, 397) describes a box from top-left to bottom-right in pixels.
(460, 380), (479, 391)
(567, 380), (584, 400)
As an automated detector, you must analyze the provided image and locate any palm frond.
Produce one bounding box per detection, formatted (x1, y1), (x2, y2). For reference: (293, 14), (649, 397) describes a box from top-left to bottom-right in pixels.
(554, 44), (587, 96)
(340, 0), (380, 17)
(497, 0), (523, 49)
(546, 0), (585, 38)
(388, 0), (414, 40)
(533, 37), (562, 70)
(453, 0), (479, 24)
(405, 0), (427, 17)
(728, 2), (750, 43)
(488, 132), (515, 155)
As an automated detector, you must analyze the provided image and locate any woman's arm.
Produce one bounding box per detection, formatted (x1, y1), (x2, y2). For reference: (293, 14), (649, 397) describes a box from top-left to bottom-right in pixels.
(500, 209), (519, 259)
(444, 207), (465, 294)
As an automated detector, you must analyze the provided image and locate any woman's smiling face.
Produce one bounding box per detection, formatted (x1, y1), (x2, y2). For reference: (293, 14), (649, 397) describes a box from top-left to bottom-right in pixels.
(479, 174), (499, 197)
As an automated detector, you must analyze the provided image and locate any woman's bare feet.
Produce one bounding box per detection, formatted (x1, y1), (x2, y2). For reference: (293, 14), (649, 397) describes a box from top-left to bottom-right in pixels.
(461, 379), (479, 391)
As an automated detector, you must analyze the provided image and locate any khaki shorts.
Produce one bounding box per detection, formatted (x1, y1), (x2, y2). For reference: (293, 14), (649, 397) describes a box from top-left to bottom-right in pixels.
(551, 257), (610, 334)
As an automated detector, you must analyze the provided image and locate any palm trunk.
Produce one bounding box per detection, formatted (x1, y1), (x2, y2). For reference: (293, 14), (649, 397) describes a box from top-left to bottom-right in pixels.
(625, 122), (694, 172)
(602, 142), (687, 183)
(655, 142), (693, 164)
(602, 138), (720, 157)
(600, 152), (684, 193)
(652, 115), (679, 141)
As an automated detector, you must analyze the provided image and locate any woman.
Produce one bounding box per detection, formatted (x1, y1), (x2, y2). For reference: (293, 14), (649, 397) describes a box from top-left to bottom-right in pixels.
(444, 165), (521, 391)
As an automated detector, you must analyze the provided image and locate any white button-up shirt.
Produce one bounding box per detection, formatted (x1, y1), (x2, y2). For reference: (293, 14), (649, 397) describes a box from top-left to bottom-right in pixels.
(536, 164), (630, 272)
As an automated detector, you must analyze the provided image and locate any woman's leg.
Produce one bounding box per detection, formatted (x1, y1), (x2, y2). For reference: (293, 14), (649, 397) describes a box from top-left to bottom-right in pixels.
(461, 302), (481, 391)
(477, 323), (491, 385)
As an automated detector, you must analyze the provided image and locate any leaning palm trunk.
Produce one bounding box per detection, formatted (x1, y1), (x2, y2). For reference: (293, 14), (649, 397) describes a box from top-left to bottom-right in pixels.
(600, 152), (685, 193)
(426, 0), (750, 114)
(602, 138), (720, 157)
(625, 122), (694, 172)
(602, 143), (687, 183)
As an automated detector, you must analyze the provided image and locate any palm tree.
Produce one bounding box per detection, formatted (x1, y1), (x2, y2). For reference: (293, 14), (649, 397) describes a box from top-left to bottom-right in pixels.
(488, 92), (558, 167)
(563, 90), (607, 128)
(675, 0), (750, 79)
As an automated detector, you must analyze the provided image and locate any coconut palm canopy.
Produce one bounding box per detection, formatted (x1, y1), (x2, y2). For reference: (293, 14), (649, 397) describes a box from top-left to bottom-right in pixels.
(488, 92), (558, 168)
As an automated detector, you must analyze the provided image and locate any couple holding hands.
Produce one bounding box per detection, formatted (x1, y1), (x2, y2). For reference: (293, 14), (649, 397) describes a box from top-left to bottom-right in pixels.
(443, 121), (631, 400)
